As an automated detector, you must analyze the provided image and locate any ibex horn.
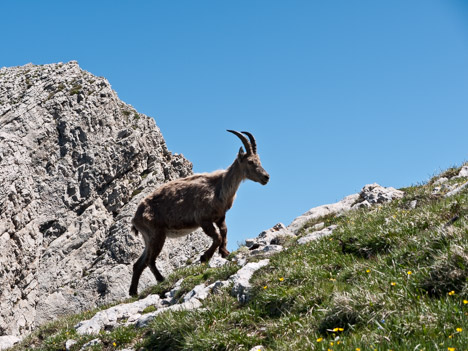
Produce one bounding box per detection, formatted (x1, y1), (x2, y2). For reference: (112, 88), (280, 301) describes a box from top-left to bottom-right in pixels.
(227, 130), (252, 154)
(241, 131), (257, 154)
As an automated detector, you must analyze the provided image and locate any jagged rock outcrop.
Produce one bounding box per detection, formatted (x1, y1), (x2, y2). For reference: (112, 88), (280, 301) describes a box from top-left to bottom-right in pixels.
(288, 183), (404, 234)
(0, 61), (210, 338)
(287, 193), (360, 234)
(242, 183), (405, 255)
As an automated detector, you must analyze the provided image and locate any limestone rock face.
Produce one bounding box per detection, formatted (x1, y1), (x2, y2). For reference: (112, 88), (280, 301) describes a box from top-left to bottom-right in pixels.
(0, 61), (210, 337)
(287, 193), (360, 234)
(288, 183), (405, 235)
(355, 183), (404, 207)
(456, 165), (468, 178)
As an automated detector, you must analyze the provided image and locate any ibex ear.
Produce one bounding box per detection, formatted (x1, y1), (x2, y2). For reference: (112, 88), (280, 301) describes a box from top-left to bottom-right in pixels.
(237, 147), (246, 159)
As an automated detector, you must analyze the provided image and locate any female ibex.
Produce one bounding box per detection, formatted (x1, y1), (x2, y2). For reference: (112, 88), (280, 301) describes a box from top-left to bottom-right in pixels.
(129, 130), (269, 296)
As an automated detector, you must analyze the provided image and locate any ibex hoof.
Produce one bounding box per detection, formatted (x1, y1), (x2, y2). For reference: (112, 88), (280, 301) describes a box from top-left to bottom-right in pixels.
(129, 288), (138, 297)
(220, 249), (230, 258)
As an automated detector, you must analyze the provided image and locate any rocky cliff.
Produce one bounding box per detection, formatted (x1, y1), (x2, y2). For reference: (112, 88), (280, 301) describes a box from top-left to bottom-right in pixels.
(0, 61), (210, 337)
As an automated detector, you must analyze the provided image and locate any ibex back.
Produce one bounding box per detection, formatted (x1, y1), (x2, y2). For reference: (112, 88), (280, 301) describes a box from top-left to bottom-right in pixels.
(129, 130), (269, 296)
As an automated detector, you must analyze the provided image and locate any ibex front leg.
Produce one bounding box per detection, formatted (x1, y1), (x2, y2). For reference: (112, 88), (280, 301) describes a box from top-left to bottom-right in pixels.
(216, 217), (230, 258)
(200, 221), (222, 263)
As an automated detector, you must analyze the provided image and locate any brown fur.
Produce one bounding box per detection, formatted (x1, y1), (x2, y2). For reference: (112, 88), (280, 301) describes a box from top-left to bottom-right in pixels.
(129, 130), (269, 296)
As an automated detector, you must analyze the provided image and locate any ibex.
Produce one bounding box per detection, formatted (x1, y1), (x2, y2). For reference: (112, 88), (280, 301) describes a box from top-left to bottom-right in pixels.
(129, 130), (269, 296)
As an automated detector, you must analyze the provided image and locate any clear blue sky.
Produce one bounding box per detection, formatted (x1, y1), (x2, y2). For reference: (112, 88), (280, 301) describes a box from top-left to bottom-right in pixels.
(2, 1), (468, 250)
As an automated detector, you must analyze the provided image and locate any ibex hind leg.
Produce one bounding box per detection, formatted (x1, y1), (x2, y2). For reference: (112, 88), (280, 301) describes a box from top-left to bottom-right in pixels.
(147, 233), (166, 283)
(129, 247), (147, 296)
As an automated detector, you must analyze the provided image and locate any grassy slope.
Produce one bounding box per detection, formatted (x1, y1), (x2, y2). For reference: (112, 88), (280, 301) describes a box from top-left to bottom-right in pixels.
(11, 166), (468, 351)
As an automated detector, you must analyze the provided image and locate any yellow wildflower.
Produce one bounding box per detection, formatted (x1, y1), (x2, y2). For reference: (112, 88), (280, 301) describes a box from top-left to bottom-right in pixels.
(407, 271), (412, 275)
(366, 269), (371, 273)
(456, 327), (463, 332)
(317, 337), (323, 342)
(447, 347), (455, 351)
(113, 342), (117, 347)
(356, 348), (361, 351)
(330, 342), (334, 346)
(279, 277), (284, 282)
(263, 285), (267, 289)
(391, 282), (396, 286)
(337, 340), (341, 345)
(448, 290), (455, 296)
(463, 299), (468, 304)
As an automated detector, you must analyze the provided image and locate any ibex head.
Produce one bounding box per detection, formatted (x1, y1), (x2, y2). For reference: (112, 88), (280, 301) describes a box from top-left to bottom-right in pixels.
(227, 130), (270, 185)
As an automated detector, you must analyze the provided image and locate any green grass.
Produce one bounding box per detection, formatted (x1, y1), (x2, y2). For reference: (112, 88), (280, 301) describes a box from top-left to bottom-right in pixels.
(297, 211), (341, 236)
(9, 165), (468, 351)
(46, 83), (65, 100)
(69, 84), (82, 95)
(130, 188), (142, 198)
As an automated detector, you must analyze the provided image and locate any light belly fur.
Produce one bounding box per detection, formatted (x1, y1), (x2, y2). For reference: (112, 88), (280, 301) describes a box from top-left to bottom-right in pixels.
(166, 227), (199, 238)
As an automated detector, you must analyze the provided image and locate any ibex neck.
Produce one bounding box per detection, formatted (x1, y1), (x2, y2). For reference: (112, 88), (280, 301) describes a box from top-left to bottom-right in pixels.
(219, 160), (245, 204)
